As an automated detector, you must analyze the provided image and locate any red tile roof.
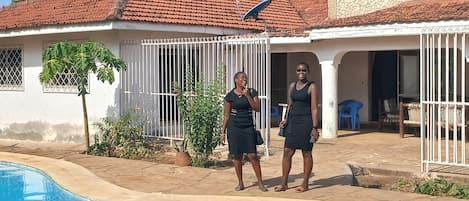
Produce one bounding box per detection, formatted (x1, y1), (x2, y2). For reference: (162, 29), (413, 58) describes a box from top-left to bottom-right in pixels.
(120, 0), (306, 31)
(2, 0), (468, 33)
(0, 0), (306, 32)
(0, 0), (120, 30)
(310, 0), (469, 28)
(289, 0), (329, 25)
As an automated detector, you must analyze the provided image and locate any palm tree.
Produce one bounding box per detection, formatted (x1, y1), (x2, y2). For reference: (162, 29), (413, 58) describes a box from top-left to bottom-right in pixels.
(40, 41), (126, 150)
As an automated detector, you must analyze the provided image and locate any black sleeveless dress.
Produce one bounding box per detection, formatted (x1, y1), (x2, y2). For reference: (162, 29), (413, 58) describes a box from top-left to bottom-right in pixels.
(224, 88), (258, 155)
(285, 81), (314, 151)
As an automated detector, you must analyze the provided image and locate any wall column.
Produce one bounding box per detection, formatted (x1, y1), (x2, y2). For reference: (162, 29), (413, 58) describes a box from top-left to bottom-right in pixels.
(320, 60), (339, 138)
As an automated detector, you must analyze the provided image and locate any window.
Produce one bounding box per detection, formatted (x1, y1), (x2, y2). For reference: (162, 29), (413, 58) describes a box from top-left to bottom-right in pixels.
(42, 66), (88, 93)
(0, 47), (23, 90)
(43, 40), (89, 93)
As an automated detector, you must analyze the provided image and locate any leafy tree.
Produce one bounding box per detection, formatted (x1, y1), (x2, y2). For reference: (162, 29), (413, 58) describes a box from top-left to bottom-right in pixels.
(40, 41), (126, 149)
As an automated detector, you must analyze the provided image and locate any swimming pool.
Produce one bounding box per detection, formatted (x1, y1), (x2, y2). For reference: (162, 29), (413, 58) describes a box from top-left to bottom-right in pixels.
(0, 161), (90, 201)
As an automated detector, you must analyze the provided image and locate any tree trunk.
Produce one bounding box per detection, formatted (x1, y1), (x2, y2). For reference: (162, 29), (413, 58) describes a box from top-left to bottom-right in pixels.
(81, 94), (90, 150)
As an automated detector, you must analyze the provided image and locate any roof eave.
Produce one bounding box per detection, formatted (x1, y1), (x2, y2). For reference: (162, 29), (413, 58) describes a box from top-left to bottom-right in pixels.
(307, 20), (469, 40)
(0, 21), (254, 38)
(270, 36), (310, 44)
(0, 22), (114, 38)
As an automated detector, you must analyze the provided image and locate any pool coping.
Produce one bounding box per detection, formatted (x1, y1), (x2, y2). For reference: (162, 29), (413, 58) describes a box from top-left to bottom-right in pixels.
(0, 152), (312, 201)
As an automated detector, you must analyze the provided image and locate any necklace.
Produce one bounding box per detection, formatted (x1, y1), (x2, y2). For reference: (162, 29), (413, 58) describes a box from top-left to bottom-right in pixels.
(234, 90), (243, 97)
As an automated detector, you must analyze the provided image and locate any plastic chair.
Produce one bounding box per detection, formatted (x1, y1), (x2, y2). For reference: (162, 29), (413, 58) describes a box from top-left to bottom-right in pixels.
(338, 99), (363, 130)
(271, 105), (280, 118)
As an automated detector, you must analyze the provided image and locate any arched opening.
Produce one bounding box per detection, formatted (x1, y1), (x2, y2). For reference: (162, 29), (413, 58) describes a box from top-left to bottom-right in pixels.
(270, 52), (321, 126)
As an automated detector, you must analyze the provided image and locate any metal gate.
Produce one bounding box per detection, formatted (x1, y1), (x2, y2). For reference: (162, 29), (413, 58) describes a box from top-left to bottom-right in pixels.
(421, 30), (469, 172)
(120, 34), (271, 155)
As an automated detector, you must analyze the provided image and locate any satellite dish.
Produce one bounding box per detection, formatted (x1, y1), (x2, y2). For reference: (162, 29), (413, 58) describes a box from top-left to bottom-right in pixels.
(242, 0), (272, 21)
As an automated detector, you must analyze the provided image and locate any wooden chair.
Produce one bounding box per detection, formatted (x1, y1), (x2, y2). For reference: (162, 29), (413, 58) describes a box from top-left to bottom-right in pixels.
(399, 102), (421, 138)
(399, 103), (469, 138)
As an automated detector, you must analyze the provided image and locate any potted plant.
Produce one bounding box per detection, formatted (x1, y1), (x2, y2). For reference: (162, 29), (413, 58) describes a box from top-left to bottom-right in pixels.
(174, 138), (191, 166)
(173, 66), (224, 167)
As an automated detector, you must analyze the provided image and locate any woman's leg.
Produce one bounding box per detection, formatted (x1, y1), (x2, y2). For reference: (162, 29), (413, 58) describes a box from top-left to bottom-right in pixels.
(246, 153), (267, 191)
(232, 154), (244, 190)
(274, 148), (296, 191)
(296, 150), (313, 192)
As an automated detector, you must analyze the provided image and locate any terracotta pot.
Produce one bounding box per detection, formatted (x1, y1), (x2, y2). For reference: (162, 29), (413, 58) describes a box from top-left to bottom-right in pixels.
(175, 151), (191, 166)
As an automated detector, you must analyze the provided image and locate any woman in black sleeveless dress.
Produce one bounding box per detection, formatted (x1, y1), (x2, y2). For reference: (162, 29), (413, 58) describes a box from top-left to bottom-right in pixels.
(220, 72), (267, 192)
(274, 62), (319, 192)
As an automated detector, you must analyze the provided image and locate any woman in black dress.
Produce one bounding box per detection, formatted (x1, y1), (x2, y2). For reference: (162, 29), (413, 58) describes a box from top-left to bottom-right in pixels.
(274, 62), (319, 192)
(220, 71), (267, 192)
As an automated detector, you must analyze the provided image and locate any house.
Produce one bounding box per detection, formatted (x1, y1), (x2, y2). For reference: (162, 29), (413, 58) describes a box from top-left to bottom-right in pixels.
(0, 0), (304, 142)
(0, 0), (467, 148)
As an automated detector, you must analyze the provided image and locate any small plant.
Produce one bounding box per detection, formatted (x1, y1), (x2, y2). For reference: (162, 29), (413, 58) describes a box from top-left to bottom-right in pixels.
(415, 178), (450, 196)
(415, 177), (469, 199)
(173, 66), (225, 167)
(174, 138), (188, 152)
(87, 111), (152, 159)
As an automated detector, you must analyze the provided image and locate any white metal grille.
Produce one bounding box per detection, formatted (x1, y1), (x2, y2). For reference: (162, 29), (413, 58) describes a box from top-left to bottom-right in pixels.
(0, 47), (23, 90)
(43, 67), (88, 93)
(120, 34), (271, 155)
(42, 40), (88, 93)
(421, 30), (469, 172)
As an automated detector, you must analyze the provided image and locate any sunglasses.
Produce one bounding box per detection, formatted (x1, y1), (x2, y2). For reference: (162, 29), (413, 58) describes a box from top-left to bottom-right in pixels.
(296, 69), (307, 72)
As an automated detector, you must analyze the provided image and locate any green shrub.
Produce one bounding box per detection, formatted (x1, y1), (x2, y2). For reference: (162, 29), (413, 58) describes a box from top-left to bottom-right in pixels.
(415, 178), (450, 196)
(173, 67), (225, 167)
(87, 112), (152, 159)
(447, 182), (469, 199)
(416, 178), (469, 199)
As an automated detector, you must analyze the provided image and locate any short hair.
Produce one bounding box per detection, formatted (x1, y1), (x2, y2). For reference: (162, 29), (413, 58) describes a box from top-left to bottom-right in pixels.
(233, 71), (246, 87)
(297, 62), (310, 71)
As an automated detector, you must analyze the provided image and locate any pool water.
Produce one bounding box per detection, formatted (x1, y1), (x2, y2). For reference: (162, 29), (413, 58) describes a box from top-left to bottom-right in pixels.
(0, 161), (90, 201)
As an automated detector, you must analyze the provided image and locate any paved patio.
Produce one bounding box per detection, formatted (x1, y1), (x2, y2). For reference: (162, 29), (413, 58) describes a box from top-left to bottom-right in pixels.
(0, 129), (464, 201)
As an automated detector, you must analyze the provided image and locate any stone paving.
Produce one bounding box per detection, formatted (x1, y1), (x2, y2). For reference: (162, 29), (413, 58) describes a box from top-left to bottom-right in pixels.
(0, 128), (465, 201)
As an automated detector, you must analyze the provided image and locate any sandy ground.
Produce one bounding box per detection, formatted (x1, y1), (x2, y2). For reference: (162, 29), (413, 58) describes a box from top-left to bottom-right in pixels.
(0, 128), (464, 201)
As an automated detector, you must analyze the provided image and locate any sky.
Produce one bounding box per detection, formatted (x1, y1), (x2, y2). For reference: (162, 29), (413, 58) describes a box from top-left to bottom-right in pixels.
(0, 0), (10, 7)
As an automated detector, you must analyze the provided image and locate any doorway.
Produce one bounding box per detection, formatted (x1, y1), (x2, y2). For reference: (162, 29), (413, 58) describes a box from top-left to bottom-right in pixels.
(371, 51), (398, 121)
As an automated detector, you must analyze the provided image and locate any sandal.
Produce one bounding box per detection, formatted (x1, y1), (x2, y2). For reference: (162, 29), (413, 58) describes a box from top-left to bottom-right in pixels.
(273, 184), (288, 192)
(258, 185), (268, 192)
(295, 184), (308, 193)
(234, 185), (245, 191)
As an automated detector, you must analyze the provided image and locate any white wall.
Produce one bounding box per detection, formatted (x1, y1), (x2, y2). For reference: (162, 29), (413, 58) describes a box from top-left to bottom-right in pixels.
(0, 30), (219, 142)
(0, 31), (121, 142)
(338, 51), (370, 121)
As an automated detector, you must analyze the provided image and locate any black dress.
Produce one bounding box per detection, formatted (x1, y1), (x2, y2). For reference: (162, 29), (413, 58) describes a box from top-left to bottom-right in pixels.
(285, 81), (314, 151)
(224, 88), (258, 155)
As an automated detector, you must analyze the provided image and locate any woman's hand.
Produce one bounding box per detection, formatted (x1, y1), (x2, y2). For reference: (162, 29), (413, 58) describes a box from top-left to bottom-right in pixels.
(279, 120), (287, 128)
(220, 132), (226, 145)
(310, 128), (319, 142)
(242, 86), (250, 97)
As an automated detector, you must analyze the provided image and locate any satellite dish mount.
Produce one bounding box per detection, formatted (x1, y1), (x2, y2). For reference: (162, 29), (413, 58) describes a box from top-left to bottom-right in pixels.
(241, 0), (272, 31)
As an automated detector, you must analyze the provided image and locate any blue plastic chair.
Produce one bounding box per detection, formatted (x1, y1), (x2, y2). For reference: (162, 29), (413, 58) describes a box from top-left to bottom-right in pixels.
(271, 105), (280, 118)
(338, 99), (363, 130)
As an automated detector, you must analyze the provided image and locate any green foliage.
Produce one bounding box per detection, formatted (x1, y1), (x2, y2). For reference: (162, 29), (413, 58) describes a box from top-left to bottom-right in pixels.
(174, 138), (188, 152)
(447, 183), (469, 199)
(40, 41), (126, 149)
(415, 178), (450, 196)
(40, 41), (126, 96)
(173, 66), (225, 167)
(416, 178), (469, 199)
(87, 112), (152, 159)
